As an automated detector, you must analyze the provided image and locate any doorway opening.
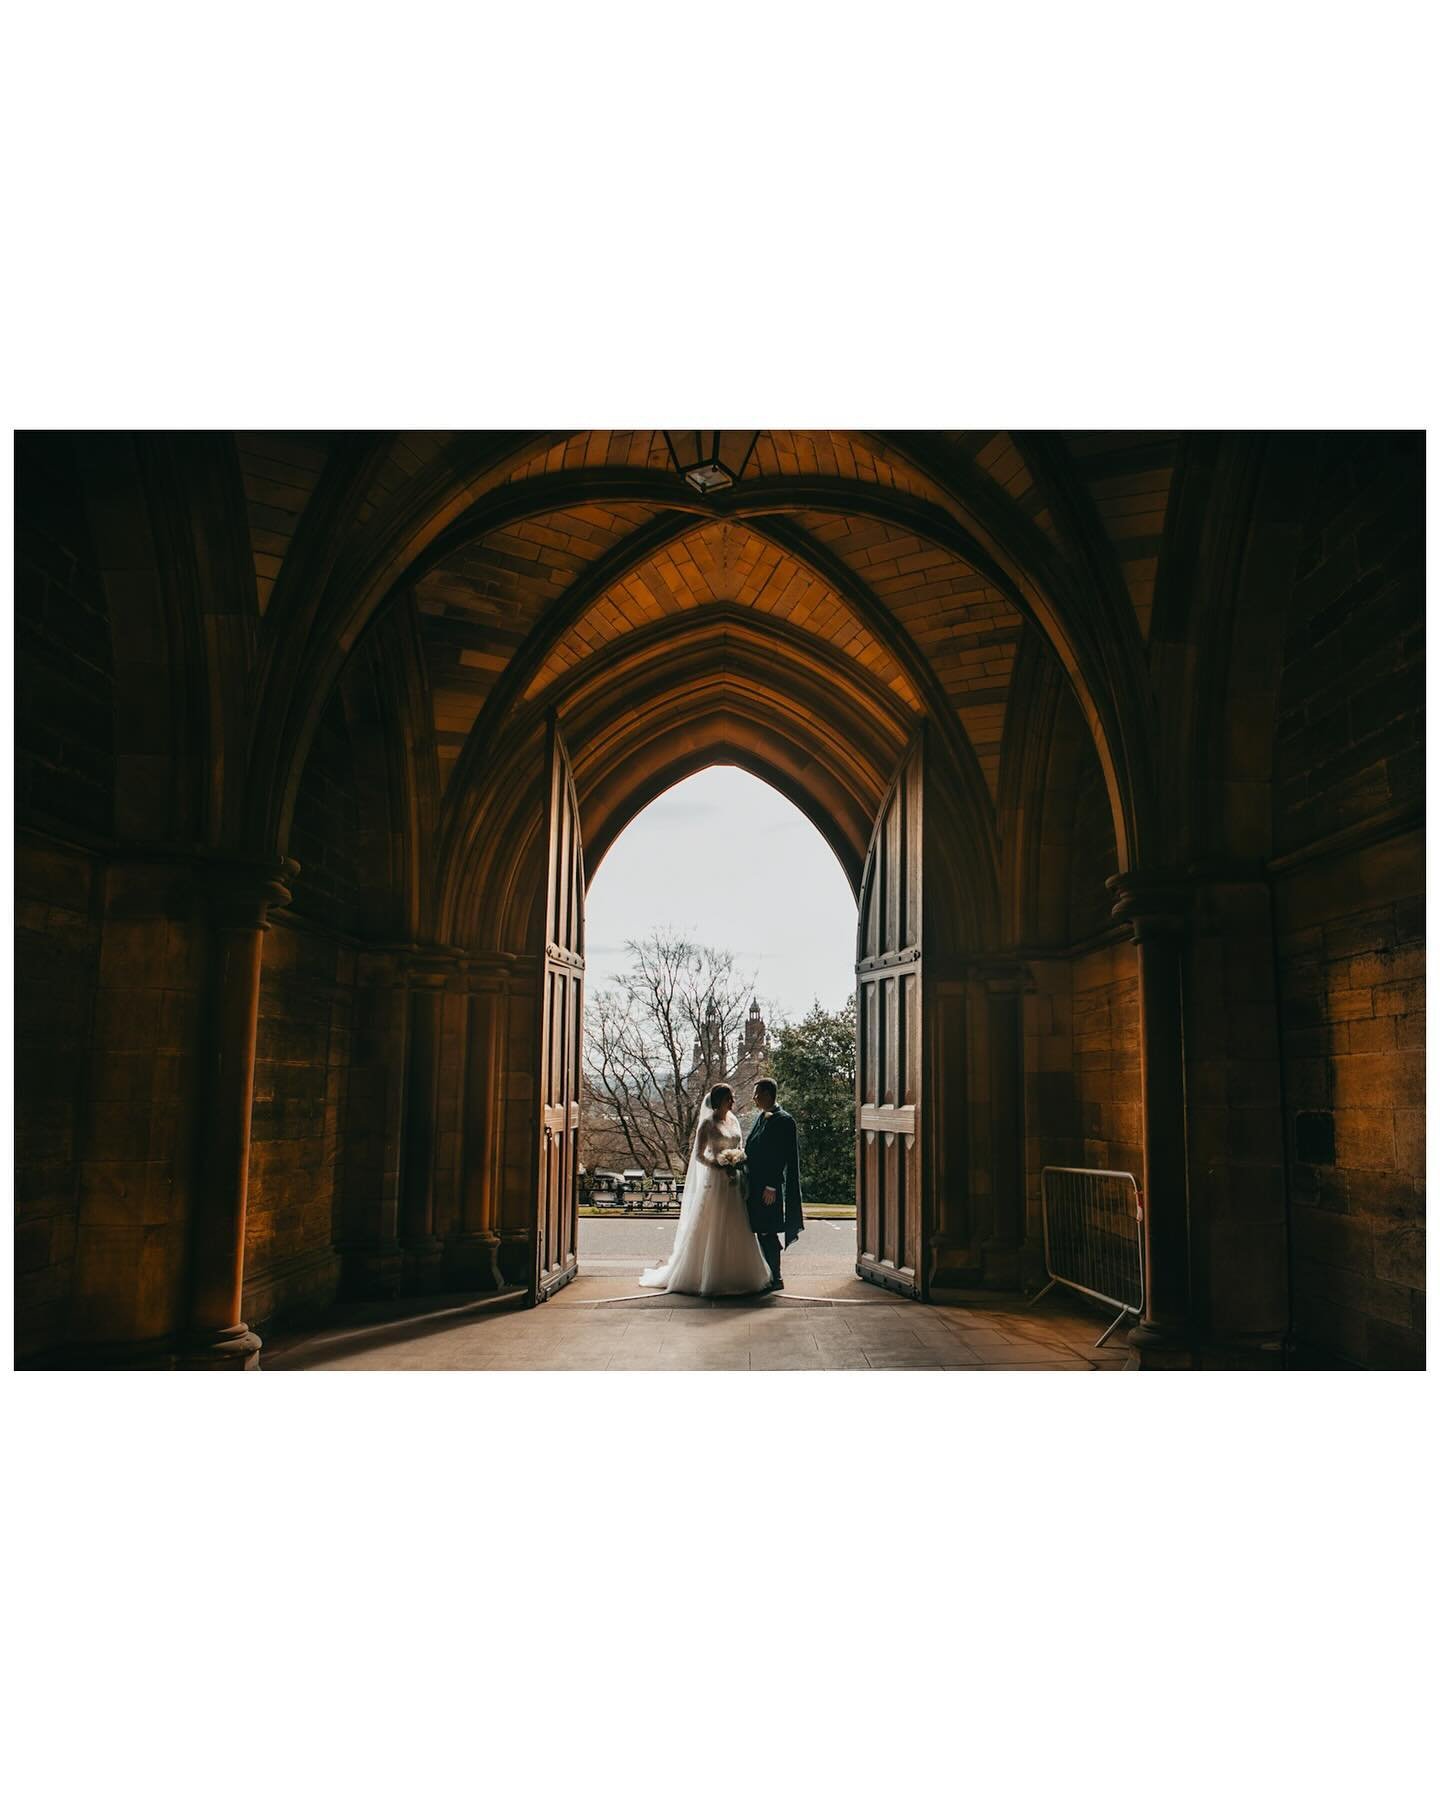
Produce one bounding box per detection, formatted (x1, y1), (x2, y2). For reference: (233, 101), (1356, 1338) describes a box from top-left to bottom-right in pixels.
(576, 764), (861, 1300)
(523, 718), (955, 1307)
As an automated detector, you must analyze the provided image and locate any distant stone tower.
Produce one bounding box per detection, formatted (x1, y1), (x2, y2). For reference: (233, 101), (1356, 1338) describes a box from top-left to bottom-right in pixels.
(734, 998), (769, 1099)
(688, 998), (728, 1092)
(686, 997), (769, 1104)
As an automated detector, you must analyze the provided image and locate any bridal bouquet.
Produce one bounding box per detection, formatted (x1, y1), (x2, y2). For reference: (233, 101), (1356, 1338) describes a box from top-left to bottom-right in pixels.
(715, 1147), (748, 1196)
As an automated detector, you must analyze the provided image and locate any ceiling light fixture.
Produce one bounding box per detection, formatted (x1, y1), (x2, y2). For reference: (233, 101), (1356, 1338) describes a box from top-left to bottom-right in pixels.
(662, 431), (761, 495)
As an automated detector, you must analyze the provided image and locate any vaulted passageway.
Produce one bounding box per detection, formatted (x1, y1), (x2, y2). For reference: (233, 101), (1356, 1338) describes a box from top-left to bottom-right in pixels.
(14, 430), (1425, 1369)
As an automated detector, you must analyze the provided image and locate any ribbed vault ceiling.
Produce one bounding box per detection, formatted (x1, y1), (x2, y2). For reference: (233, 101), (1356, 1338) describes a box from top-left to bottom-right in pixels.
(522, 521), (918, 713)
(406, 433), (1042, 805)
(235, 427), (1183, 889)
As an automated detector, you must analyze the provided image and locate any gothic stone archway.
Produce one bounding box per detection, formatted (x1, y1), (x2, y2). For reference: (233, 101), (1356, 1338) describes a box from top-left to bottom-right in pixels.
(26, 430), (1419, 1369)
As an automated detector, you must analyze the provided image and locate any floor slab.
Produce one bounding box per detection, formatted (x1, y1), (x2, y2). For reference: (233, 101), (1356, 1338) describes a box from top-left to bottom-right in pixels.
(265, 1216), (1135, 1371)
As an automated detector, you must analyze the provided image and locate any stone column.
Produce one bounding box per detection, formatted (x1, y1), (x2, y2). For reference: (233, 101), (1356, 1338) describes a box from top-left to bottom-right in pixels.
(979, 962), (1028, 1286)
(399, 952), (453, 1290)
(1182, 875), (1289, 1365)
(449, 958), (510, 1290)
(337, 948), (408, 1299)
(179, 857), (296, 1370)
(1108, 872), (1193, 1367)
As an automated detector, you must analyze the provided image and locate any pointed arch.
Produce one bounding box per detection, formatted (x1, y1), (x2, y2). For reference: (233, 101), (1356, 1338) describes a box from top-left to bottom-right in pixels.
(242, 443), (1158, 887)
(335, 596), (441, 941)
(69, 431), (256, 845)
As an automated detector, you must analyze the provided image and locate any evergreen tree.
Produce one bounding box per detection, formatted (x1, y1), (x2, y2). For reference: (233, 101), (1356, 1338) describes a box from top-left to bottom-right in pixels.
(766, 997), (856, 1208)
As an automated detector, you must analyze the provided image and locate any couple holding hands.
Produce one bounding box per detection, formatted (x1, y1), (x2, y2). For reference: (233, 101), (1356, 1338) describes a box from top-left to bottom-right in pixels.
(639, 1078), (805, 1297)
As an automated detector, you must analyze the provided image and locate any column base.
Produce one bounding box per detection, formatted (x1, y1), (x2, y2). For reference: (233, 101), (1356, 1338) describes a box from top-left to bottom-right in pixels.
(176, 1324), (263, 1371)
(1195, 1332), (1288, 1370)
(1019, 1247), (1049, 1294)
(497, 1231), (534, 1291)
(980, 1239), (1022, 1288)
(403, 1237), (446, 1293)
(339, 1246), (405, 1300)
(445, 1232), (506, 1291)
(1125, 1321), (1197, 1370)
(926, 1232), (983, 1289)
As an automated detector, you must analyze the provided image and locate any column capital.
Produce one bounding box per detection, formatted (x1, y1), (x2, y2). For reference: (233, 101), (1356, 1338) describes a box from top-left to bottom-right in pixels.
(403, 947), (465, 991)
(1106, 870), (1190, 941)
(206, 854), (299, 931)
(357, 942), (468, 987)
(463, 953), (520, 994)
(945, 955), (1032, 993)
(974, 957), (1032, 995)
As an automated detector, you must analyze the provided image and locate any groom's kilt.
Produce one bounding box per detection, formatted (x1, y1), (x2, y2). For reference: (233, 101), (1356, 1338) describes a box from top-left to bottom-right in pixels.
(744, 1159), (790, 1233)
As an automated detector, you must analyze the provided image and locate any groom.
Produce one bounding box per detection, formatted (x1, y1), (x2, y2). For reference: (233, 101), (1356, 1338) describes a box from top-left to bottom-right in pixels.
(745, 1079), (804, 1291)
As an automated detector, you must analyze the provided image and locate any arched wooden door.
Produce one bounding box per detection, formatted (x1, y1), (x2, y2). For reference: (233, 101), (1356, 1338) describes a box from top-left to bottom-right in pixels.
(855, 734), (927, 1298)
(534, 716), (585, 1301)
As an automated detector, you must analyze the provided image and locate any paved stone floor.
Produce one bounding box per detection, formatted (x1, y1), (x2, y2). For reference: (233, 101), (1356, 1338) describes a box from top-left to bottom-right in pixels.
(265, 1218), (1133, 1371)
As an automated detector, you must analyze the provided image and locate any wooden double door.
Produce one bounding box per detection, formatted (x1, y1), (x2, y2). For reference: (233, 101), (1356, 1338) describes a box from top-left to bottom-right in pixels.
(855, 736), (931, 1298)
(534, 719), (584, 1301)
(531, 723), (935, 1306)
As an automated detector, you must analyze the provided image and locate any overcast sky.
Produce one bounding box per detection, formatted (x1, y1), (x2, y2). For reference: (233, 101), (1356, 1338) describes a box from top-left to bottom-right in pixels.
(585, 766), (857, 1026)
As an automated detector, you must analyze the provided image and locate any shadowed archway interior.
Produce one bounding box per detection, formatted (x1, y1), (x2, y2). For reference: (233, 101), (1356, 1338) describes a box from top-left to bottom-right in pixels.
(13, 429), (1425, 1369)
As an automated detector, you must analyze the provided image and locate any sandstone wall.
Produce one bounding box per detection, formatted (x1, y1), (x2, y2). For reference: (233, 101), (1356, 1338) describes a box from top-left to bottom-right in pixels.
(1276, 833), (1424, 1367)
(1018, 681), (1141, 1286)
(1271, 433), (1424, 1367)
(15, 841), (101, 1359)
(242, 690), (366, 1329)
(242, 921), (355, 1331)
(1072, 942), (1142, 1177)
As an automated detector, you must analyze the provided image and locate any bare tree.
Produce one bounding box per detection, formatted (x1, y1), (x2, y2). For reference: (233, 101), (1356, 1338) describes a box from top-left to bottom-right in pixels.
(582, 929), (758, 1173)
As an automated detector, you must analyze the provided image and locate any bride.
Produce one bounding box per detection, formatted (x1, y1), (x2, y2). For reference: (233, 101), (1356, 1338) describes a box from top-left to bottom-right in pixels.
(639, 1083), (774, 1296)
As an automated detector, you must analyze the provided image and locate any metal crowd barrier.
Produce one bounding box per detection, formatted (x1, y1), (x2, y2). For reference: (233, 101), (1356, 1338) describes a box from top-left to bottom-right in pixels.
(1032, 1166), (1144, 1347)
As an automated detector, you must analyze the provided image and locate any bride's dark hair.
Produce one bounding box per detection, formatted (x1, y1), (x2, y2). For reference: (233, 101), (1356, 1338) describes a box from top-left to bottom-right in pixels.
(707, 1083), (734, 1112)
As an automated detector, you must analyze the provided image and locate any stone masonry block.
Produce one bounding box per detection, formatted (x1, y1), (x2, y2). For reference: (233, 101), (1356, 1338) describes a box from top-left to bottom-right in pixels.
(1331, 1050), (1424, 1109)
(1372, 1223), (1424, 1290)
(1348, 945), (1425, 988)
(1344, 1170), (1419, 1226)
(1287, 1059), (1330, 1107)
(1347, 1016), (1397, 1054)
(1292, 1206), (1373, 1274)
(1320, 912), (1396, 958)
(1392, 1109), (1425, 1178)
(1373, 979), (1424, 1017)
(1324, 987), (1375, 1022)
(1332, 1109), (1395, 1169)
(1365, 1319), (1425, 1371)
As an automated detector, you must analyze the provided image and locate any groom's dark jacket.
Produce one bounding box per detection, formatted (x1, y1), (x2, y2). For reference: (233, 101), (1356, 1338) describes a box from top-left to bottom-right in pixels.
(744, 1105), (805, 1245)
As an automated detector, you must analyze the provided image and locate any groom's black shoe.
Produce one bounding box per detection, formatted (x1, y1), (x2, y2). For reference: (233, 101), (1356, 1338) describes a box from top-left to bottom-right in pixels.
(769, 1277), (784, 1291)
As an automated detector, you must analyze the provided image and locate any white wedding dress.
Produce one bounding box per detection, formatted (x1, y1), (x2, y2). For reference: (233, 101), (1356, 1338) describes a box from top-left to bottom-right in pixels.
(638, 1108), (773, 1296)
